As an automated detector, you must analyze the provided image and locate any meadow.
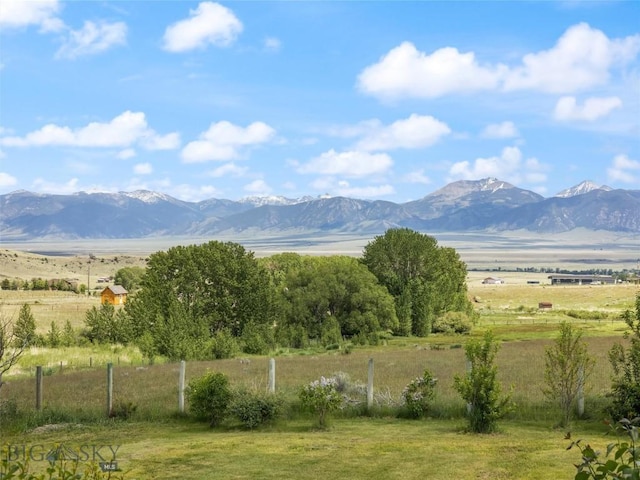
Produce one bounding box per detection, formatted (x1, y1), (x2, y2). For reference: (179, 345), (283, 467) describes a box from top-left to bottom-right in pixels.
(1, 244), (639, 479)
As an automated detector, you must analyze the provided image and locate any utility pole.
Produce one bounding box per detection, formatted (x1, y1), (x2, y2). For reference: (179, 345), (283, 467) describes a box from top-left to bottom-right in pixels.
(87, 262), (90, 296)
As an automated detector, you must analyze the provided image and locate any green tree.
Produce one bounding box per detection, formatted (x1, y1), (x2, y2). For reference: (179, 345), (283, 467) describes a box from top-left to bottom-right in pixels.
(126, 241), (277, 360)
(114, 266), (146, 292)
(47, 321), (61, 348)
(362, 228), (473, 337)
(278, 256), (397, 345)
(61, 319), (76, 347)
(12, 304), (37, 348)
(0, 314), (26, 392)
(608, 294), (640, 420)
(84, 304), (132, 345)
(543, 322), (594, 428)
(454, 331), (513, 433)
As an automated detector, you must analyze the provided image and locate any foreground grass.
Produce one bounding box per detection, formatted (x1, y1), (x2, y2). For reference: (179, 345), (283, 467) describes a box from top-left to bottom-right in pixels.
(2, 417), (592, 480)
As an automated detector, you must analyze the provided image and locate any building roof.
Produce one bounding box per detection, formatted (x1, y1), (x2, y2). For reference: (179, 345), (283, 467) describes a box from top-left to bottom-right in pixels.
(103, 285), (128, 295)
(547, 274), (613, 280)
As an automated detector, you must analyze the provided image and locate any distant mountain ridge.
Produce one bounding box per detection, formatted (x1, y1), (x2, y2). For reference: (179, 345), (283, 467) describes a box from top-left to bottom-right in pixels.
(554, 180), (612, 198)
(1, 178), (639, 239)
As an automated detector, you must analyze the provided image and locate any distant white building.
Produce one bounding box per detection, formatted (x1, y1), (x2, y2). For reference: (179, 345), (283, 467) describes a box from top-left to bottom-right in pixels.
(482, 277), (504, 285)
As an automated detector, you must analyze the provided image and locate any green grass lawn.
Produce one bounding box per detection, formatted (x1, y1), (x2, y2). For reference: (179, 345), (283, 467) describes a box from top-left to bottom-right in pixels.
(2, 417), (596, 479)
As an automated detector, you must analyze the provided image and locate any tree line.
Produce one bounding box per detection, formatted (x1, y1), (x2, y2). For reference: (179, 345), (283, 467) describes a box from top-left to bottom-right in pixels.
(10, 229), (475, 361)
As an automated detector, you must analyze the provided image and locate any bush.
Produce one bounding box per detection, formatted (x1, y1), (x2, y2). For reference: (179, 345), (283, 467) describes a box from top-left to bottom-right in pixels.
(608, 294), (640, 420)
(186, 371), (232, 427)
(402, 369), (437, 418)
(228, 390), (283, 429)
(566, 310), (608, 320)
(241, 322), (274, 355)
(568, 417), (640, 479)
(210, 329), (239, 359)
(453, 331), (514, 433)
(432, 312), (473, 334)
(109, 400), (138, 420)
(299, 376), (343, 427)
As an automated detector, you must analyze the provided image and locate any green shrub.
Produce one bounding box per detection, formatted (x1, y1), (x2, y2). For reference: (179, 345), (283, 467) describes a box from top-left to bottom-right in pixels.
(210, 329), (239, 359)
(454, 331), (514, 433)
(186, 371), (232, 427)
(568, 417), (640, 479)
(299, 376), (343, 427)
(402, 369), (437, 418)
(432, 312), (473, 334)
(241, 322), (274, 355)
(566, 310), (608, 320)
(608, 294), (640, 420)
(228, 390), (283, 429)
(109, 400), (138, 420)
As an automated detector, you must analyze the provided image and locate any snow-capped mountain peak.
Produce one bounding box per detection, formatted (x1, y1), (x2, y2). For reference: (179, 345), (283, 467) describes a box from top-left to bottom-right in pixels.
(554, 181), (612, 198)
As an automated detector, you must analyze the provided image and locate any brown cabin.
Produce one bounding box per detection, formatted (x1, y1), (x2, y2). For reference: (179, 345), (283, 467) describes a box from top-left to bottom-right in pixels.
(101, 285), (128, 305)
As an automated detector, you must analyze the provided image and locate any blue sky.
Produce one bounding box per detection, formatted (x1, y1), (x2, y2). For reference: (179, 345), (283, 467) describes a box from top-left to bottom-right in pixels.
(0, 0), (638, 203)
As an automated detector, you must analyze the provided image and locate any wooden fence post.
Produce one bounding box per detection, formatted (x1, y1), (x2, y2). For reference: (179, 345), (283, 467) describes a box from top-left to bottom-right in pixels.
(367, 358), (374, 410)
(577, 365), (585, 418)
(466, 360), (473, 414)
(178, 360), (186, 413)
(268, 358), (276, 394)
(106, 363), (113, 417)
(35, 366), (43, 410)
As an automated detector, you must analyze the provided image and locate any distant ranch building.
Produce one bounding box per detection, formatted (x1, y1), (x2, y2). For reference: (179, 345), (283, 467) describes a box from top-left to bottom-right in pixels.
(101, 285), (128, 305)
(548, 274), (614, 286)
(482, 277), (504, 285)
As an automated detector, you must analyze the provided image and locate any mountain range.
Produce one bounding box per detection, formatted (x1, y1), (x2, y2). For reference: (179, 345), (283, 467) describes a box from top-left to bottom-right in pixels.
(1, 178), (638, 240)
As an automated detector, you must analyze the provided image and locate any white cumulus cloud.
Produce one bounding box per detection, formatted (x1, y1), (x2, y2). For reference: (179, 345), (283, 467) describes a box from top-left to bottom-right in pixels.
(358, 23), (640, 100)
(244, 179), (272, 195)
(356, 114), (451, 151)
(181, 121), (276, 163)
(31, 177), (80, 195)
(117, 148), (136, 159)
(357, 41), (504, 100)
(481, 121), (519, 139)
(504, 23), (640, 93)
(55, 21), (127, 59)
(404, 170), (431, 185)
(607, 154), (640, 184)
(449, 146), (548, 185)
(0, 111), (179, 150)
(0, 172), (18, 187)
(163, 2), (243, 52)
(0, 0), (64, 32)
(133, 163), (153, 175)
(297, 150), (393, 177)
(553, 96), (623, 121)
(264, 37), (281, 52)
(207, 163), (248, 178)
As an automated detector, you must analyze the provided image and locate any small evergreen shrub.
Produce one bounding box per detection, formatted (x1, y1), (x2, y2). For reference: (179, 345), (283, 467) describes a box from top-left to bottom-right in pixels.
(186, 371), (232, 427)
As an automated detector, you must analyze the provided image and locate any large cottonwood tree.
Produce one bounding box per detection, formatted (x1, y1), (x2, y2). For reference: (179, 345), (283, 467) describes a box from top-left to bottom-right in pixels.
(361, 228), (473, 336)
(126, 241), (277, 360)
